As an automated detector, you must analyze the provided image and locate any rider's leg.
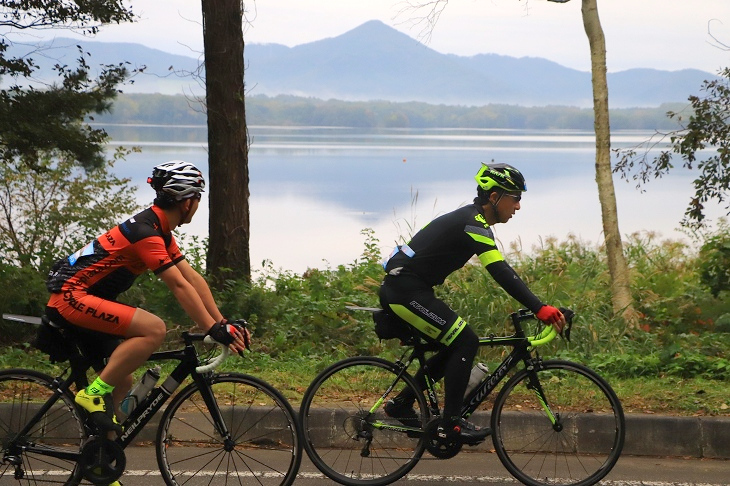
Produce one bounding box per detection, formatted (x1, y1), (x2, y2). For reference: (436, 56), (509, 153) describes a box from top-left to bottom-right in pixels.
(392, 326), (478, 419)
(394, 351), (450, 403)
(97, 307), (166, 387)
(440, 326), (478, 420)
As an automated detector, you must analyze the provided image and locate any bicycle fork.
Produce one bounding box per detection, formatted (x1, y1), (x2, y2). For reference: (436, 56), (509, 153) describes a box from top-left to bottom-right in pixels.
(524, 365), (561, 430)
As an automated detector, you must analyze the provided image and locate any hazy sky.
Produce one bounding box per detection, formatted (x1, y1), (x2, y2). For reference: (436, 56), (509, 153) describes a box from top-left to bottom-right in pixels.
(24, 0), (730, 73)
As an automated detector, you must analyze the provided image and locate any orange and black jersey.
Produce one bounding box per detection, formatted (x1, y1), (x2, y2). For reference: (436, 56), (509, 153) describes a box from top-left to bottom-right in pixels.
(46, 206), (184, 300)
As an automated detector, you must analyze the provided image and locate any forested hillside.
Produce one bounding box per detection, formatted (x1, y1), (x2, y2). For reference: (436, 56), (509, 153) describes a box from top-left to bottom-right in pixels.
(99, 93), (686, 130)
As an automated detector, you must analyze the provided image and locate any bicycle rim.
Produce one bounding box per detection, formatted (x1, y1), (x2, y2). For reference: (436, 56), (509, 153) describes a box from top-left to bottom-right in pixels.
(156, 373), (301, 486)
(300, 356), (427, 486)
(492, 360), (625, 486)
(0, 369), (85, 486)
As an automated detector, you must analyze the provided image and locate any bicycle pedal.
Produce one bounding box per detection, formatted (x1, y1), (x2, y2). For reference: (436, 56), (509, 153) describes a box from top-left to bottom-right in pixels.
(87, 412), (124, 435)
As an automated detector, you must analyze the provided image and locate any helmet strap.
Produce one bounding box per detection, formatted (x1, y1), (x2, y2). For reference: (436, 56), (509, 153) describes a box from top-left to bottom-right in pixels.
(489, 190), (505, 223)
(178, 198), (194, 226)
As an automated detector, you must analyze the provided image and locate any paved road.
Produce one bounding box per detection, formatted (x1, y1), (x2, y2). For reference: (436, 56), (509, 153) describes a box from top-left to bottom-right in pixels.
(109, 446), (728, 485)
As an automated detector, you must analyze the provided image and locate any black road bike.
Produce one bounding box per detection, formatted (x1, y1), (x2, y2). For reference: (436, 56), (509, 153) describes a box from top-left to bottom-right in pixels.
(299, 308), (625, 486)
(0, 314), (302, 486)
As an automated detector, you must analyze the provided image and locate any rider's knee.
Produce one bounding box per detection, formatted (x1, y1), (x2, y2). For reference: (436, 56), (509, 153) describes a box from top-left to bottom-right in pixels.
(452, 325), (478, 353)
(145, 316), (167, 347)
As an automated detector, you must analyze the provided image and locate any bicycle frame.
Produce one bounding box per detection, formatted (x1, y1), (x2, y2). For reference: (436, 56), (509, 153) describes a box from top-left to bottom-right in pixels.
(461, 310), (557, 419)
(4, 331), (229, 463)
(373, 309), (559, 433)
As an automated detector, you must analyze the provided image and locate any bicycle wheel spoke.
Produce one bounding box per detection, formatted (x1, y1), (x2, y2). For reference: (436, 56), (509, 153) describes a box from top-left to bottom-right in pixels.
(300, 356), (427, 486)
(157, 374), (300, 486)
(492, 360), (624, 486)
(0, 369), (85, 485)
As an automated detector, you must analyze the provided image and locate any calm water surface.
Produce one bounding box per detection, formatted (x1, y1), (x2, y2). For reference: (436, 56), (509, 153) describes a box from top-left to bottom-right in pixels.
(102, 125), (710, 274)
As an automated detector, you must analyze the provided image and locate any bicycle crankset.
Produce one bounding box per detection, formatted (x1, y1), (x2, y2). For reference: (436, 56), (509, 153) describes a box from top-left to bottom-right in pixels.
(79, 436), (126, 484)
(423, 418), (462, 459)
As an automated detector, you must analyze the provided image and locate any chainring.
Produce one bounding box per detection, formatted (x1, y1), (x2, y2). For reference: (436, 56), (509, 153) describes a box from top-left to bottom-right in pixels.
(79, 436), (126, 484)
(424, 418), (462, 459)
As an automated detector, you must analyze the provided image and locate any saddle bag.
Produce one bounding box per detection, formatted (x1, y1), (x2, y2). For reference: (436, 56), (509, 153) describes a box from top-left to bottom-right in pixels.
(373, 310), (413, 342)
(31, 316), (76, 363)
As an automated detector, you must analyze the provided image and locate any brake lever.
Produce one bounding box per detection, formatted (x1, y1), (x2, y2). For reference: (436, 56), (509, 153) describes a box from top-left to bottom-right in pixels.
(558, 307), (574, 342)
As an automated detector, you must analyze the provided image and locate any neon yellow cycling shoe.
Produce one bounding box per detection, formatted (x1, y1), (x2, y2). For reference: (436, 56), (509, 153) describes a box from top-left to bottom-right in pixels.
(75, 389), (123, 434)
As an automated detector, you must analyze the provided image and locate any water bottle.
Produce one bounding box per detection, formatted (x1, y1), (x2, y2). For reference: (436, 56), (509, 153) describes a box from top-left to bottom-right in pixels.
(464, 362), (489, 398)
(118, 366), (161, 420)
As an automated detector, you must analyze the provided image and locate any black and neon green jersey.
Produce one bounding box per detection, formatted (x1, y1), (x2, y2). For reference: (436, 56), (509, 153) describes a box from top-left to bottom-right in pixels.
(383, 202), (543, 312)
(384, 203), (503, 285)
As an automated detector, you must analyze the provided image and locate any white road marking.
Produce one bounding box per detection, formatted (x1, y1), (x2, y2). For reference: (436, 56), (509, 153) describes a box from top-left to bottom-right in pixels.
(33, 470), (728, 485)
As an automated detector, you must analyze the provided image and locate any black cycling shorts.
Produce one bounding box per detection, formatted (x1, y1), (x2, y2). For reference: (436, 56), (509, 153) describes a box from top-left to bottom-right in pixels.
(379, 273), (467, 347)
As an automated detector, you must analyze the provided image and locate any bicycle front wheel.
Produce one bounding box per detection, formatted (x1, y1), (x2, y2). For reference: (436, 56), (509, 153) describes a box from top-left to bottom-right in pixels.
(0, 368), (85, 486)
(492, 359), (625, 486)
(156, 372), (301, 486)
(300, 356), (428, 486)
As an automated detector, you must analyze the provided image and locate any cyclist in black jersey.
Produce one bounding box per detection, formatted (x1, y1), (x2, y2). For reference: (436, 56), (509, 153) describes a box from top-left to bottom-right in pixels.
(44, 162), (250, 482)
(379, 162), (566, 445)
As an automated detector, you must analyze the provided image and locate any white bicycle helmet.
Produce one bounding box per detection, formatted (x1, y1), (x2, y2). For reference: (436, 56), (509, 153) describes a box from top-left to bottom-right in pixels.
(148, 160), (205, 200)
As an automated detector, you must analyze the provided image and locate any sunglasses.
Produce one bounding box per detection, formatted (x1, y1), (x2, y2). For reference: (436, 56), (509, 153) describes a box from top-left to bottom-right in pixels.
(503, 193), (522, 202)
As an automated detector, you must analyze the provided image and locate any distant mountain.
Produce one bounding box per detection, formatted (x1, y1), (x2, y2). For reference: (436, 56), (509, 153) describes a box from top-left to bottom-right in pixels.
(3, 20), (717, 108)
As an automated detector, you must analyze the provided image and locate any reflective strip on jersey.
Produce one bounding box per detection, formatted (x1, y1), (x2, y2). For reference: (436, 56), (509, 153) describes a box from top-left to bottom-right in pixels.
(465, 225), (496, 246)
(478, 249), (504, 266)
(388, 304), (441, 340)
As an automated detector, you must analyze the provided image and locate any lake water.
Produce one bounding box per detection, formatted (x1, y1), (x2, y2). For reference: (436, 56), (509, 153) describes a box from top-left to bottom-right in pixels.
(102, 125), (717, 274)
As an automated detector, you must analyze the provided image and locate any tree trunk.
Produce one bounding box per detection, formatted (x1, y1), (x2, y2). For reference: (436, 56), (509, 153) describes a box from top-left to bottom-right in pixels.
(581, 0), (635, 322)
(201, 0), (251, 284)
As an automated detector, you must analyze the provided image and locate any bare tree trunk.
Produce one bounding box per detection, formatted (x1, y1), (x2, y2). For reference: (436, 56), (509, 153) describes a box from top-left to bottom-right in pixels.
(201, 0), (251, 284)
(581, 0), (635, 321)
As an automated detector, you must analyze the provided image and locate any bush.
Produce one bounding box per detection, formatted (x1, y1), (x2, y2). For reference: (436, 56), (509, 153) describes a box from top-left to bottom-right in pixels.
(2, 227), (729, 381)
(698, 219), (730, 297)
(0, 263), (47, 344)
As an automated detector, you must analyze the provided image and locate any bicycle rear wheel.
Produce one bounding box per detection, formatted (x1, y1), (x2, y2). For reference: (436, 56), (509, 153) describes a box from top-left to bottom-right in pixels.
(300, 356), (428, 486)
(0, 368), (85, 485)
(156, 372), (301, 486)
(491, 359), (624, 486)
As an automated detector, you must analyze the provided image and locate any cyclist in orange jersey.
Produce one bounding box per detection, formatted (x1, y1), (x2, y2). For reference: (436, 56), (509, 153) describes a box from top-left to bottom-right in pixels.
(45, 161), (250, 455)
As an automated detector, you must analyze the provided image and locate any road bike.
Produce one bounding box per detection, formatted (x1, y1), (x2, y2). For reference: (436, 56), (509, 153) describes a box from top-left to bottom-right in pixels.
(299, 307), (625, 486)
(0, 313), (302, 486)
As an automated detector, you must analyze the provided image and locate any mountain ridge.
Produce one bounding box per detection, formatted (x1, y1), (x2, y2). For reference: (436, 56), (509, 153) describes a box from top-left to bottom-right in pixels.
(4, 20), (717, 108)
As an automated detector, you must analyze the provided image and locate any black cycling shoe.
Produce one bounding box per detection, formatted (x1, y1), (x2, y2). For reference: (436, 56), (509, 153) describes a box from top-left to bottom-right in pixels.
(437, 418), (490, 446)
(384, 398), (422, 437)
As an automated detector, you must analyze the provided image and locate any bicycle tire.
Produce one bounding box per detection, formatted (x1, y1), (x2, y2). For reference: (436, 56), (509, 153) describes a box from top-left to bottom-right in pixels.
(0, 368), (86, 486)
(491, 359), (625, 486)
(300, 356), (428, 486)
(156, 372), (301, 486)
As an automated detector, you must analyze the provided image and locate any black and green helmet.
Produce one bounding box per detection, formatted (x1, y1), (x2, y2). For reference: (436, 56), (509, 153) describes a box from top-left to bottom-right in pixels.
(474, 163), (527, 192)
